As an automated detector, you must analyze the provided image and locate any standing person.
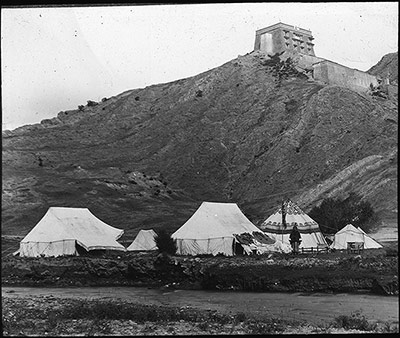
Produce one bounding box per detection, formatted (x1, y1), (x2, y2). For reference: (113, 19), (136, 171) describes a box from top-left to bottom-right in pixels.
(289, 223), (301, 254)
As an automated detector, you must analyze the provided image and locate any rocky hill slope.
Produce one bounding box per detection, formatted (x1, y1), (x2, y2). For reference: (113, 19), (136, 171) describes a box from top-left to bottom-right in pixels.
(367, 52), (398, 84)
(2, 50), (398, 241)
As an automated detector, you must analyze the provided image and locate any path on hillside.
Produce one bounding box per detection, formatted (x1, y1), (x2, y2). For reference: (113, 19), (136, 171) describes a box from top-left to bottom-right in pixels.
(2, 286), (398, 326)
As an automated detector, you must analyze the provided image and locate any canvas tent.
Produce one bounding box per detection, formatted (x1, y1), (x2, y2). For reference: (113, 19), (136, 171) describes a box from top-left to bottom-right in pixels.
(331, 224), (383, 250)
(127, 229), (157, 251)
(171, 201), (283, 256)
(260, 199), (328, 249)
(18, 207), (126, 257)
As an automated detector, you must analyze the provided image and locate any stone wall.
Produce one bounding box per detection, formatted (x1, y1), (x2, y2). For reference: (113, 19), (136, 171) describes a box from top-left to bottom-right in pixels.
(312, 60), (379, 92)
(296, 54), (325, 70)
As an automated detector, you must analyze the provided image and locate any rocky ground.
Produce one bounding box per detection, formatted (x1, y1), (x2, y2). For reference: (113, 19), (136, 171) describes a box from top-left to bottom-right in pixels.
(2, 242), (398, 295)
(2, 293), (397, 336)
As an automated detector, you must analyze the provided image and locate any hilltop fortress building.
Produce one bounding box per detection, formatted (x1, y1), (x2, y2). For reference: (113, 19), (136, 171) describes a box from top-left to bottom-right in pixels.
(254, 23), (379, 92)
(254, 22), (316, 57)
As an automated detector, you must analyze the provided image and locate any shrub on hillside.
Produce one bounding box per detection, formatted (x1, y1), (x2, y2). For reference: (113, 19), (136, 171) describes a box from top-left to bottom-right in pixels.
(87, 100), (98, 107)
(369, 83), (388, 99)
(154, 230), (177, 255)
(309, 193), (377, 234)
(261, 52), (307, 85)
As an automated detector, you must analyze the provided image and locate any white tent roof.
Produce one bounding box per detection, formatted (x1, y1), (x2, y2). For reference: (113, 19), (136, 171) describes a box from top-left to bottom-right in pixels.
(331, 224), (383, 249)
(172, 202), (262, 240)
(260, 200), (328, 248)
(171, 202), (275, 256)
(261, 199), (320, 232)
(21, 207), (126, 253)
(127, 229), (157, 251)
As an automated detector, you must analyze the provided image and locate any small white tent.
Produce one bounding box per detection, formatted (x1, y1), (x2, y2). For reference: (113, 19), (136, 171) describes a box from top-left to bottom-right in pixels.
(172, 202), (279, 256)
(127, 229), (157, 251)
(18, 207), (126, 257)
(331, 224), (383, 250)
(260, 199), (328, 249)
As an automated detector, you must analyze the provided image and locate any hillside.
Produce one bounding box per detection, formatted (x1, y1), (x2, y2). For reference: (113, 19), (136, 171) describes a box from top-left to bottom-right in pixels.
(2, 50), (398, 241)
(367, 52), (398, 84)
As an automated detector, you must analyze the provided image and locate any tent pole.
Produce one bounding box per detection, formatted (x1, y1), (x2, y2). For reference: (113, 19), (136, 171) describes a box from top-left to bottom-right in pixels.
(281, 199), (285, 243)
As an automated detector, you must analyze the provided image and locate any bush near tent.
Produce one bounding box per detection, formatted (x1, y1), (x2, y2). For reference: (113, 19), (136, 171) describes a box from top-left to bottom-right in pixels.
(308, 193), (377, 234)
(154, 229), (177, 255)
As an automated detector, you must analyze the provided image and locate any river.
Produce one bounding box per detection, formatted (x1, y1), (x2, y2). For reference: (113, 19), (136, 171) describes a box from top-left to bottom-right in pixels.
(2, 286), (398, 325)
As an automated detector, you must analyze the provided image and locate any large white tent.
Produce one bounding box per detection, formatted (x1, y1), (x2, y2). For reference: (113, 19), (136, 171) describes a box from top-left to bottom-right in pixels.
(171, 201), (285, 256)
(260, 199), (328, 249)
(127, 229), (157, 251)
(331, 224), (383, 250)
(18, 207), (126, 257)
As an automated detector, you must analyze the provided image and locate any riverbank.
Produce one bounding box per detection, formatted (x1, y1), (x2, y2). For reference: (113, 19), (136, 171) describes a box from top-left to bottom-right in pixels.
(2, 245), (398, 295)
(2, 291), (398, 335)
(4, 286), (399, 326)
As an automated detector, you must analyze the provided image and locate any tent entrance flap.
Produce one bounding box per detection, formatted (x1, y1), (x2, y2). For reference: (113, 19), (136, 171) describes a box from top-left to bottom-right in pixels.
(234, 240), (245, 255)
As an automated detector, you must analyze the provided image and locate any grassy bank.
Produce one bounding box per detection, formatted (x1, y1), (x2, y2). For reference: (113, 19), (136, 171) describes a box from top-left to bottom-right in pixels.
(2, 296), (398, 336)
(2, 246), (398, 295)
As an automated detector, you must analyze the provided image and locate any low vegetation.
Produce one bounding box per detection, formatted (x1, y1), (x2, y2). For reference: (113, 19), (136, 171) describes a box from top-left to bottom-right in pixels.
(86, 100), (98, 107)
(332, 310), (377, 331)
(309, 193), (377, 234)
(261, 52), (309, 85)
(2, 297), (397, 336)
(154, 229), (177, 255)
(369, 82), (389, 99)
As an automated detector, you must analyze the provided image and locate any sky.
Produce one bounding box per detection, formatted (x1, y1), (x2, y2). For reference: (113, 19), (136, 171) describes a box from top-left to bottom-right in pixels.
(1, 2), (398, 131)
